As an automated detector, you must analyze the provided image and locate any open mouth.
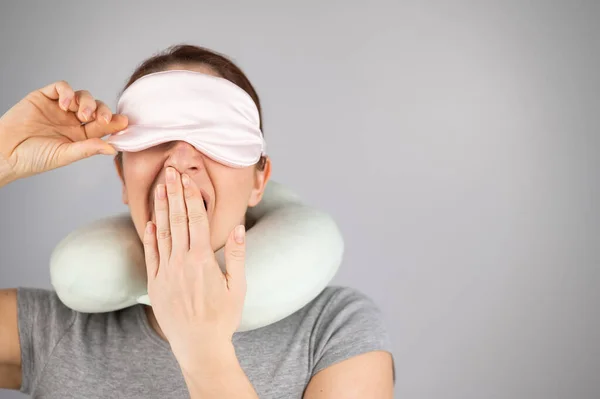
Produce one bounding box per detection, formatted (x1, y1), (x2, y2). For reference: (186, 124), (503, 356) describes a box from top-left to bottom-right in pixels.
(198, 187), (210, 212)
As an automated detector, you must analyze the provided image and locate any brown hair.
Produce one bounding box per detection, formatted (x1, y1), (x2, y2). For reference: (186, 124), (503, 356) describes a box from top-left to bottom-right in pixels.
(115, 44), (267, 170)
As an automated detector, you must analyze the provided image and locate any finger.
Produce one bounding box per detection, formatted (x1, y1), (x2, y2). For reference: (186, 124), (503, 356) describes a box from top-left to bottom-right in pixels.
(94, 100), (113, 125)
(224, 225), (247, 293)
(165, 167), (189, 257)
(83, 113), (129, 140)
(73, 90), (97, 123)
(182, 173), (211, 255)
(37, 80), (75, 112)
(53, 138), (117, 166)
(154, 184), (172, 263)
(143, 221), (159, 280)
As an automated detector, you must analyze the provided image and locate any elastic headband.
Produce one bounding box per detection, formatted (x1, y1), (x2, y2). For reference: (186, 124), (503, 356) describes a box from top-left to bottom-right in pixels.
(107, 70), (266, 168)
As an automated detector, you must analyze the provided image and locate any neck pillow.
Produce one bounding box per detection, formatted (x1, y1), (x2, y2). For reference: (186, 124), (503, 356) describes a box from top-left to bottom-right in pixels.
(49, 70), (344, 331)
(50, 180), (344, 331)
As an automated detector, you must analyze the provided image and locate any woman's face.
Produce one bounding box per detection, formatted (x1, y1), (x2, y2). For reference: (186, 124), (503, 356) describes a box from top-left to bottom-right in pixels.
(114, 65), (271, 251)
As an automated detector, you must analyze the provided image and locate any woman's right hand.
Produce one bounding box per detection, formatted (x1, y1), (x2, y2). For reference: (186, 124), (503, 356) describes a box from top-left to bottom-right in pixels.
(0, 80), (128, 186)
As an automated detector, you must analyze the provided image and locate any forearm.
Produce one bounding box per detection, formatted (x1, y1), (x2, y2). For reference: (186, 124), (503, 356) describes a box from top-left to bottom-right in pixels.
(178, 341), (259, 399)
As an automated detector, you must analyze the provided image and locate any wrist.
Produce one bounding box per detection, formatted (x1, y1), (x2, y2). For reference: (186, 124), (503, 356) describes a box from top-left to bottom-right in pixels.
(174, 336), (237, 373)
(0, 121), (17, 187)
(178, 340), (239, 392)
(0, 154), (16, 188)
(177, 340), (258, 399)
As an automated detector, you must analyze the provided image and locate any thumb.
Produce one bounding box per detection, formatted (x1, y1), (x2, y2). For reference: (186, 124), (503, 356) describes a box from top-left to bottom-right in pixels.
(224, 225), (247, 294)
(84, 114), (129, 139)
(56, 138), (117, 165)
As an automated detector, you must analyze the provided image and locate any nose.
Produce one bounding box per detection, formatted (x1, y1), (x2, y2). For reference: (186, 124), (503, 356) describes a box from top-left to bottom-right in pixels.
(163, 141), (204, 176)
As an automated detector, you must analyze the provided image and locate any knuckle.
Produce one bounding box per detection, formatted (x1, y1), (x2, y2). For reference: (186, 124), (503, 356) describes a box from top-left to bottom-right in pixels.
(81, 146), (96, 158)
(55, 81), (74, 97)
(154, 195), (167, 208)
(184, 187), (196, 199)
(56, 80), (71, 90)
(76, 90), (94, 105)
(166, 184), (179, 195)
(96, 100), (108, 110)
(157, 228), (171, 240)
(188, 211), (206, 225)
(229, 248), (246, 259)
(143, 234), (154, 246)
(170, 212), (188, 225)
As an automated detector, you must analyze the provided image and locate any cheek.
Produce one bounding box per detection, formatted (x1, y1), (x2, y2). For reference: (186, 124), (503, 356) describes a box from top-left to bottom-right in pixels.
(124, 164), (153, 202)
(214, 168), (256, 206)
(122, 155), (159, 236)
(209, 168), (256, 242)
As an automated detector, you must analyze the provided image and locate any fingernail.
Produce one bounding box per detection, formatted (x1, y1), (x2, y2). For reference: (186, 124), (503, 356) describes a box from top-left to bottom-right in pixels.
(166, 167), (176, 183)
(81, 107), (91, 121)
(181, 173), (190, 187)
(61, 97), (71, 111)
(234, 225), (245, 244)
(156, 184), (166, 199)
(146, 221), (153, 234)
(102, 114), (111, 124)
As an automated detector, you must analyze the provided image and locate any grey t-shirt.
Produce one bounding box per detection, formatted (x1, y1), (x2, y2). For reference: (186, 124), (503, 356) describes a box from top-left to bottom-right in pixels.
(16, 285), (394, 398)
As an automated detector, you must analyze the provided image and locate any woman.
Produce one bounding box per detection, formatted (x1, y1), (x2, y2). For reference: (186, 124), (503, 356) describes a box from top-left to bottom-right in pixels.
(0, 44), (394, 398)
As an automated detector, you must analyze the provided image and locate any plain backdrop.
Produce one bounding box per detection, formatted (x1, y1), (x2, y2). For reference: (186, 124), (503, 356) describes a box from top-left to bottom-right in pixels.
(1, 1), (599, 398)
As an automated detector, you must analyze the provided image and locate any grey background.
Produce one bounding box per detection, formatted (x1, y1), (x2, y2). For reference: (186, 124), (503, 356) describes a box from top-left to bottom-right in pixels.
(1, 1), (599, 398)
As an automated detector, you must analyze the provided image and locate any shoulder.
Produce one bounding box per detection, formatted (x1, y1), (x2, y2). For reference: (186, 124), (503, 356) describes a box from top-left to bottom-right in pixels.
(15, 286), (131, 344)
(15, 287), (142, 395)
(17, 286), (63, 301)
(16, 287), (78, 394)
(16, 286), (138, 330)
(16, 286), (82, 355)
(301, 286), (393, 372)
(305, 285), (388, 326)
(315, 285), (381, 307)
(16, 286), (76, 325)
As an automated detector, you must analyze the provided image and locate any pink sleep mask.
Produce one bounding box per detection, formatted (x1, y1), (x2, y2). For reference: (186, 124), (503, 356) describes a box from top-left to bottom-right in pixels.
(107, 70), (266, 168)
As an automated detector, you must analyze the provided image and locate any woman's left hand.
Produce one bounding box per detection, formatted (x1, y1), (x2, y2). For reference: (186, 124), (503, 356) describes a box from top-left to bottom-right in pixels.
(142, 166), (247, 365)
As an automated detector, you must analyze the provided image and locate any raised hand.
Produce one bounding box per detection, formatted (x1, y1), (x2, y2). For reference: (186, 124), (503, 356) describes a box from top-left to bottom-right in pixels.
(142, 166), (247, 367)
(0, 80), (128, 185)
